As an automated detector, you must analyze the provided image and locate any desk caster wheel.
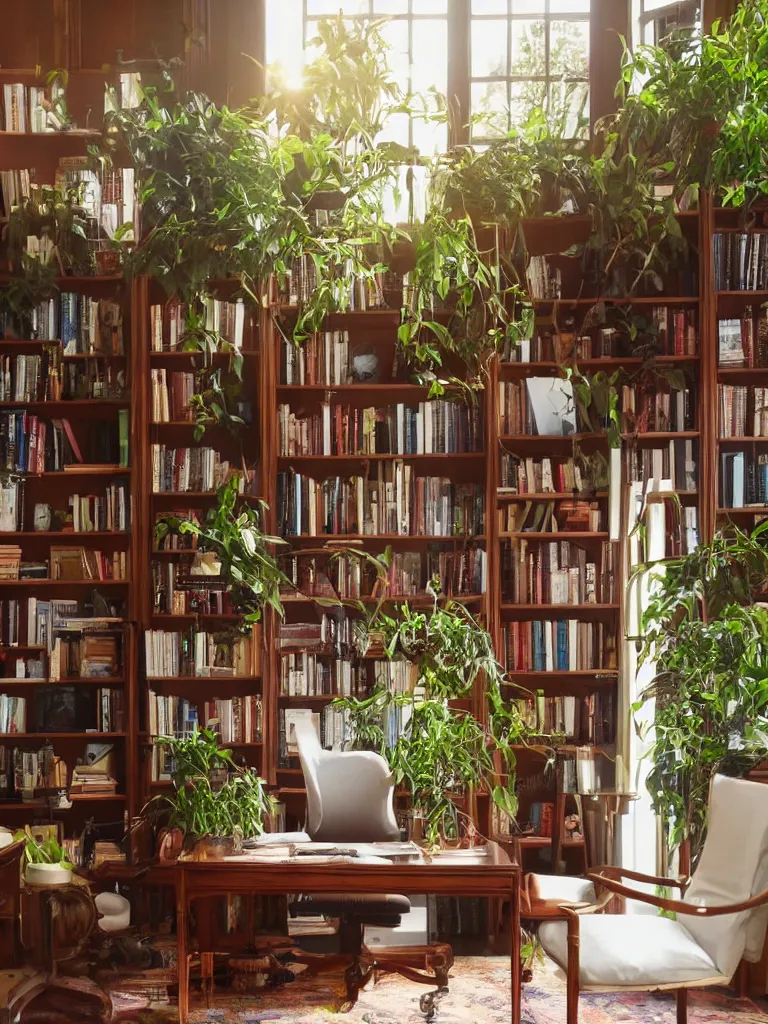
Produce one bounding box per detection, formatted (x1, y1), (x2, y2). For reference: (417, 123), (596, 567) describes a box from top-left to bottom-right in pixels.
(419, 985), (448, 1021)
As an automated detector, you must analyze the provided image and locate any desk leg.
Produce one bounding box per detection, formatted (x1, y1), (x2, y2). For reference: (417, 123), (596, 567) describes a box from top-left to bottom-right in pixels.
(176, 869), (189, 1024)
(510, 876), (521, 1024)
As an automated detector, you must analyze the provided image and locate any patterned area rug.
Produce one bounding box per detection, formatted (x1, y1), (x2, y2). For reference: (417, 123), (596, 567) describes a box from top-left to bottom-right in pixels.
(108, 957), (768, 1023)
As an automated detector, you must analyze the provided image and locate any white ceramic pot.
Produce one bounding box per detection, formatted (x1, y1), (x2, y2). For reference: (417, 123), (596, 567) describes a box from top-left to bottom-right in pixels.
(25, 861), (72, 886)
(95, 891), (131, 932)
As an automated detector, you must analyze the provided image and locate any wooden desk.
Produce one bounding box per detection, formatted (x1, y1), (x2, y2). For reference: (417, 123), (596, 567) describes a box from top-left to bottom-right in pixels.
(176, 842), (522, 1023)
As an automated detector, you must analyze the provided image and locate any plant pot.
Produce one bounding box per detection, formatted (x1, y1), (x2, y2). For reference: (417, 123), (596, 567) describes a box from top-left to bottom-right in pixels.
(25, 862), (72, 886)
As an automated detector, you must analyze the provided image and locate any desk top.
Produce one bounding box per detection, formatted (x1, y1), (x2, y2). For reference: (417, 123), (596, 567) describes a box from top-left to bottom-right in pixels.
(177, 840), (518, 897)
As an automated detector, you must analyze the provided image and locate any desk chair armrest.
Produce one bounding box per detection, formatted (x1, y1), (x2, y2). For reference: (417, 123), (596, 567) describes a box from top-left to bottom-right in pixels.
(587, 868), (768, 917)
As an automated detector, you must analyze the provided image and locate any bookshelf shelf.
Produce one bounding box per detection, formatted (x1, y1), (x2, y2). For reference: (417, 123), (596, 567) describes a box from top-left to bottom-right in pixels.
(280, 593), (484, 605)
(717, 366), (768, 377)
(621, 430), (700, 441)
(500, 532), (609, 540)
(284, 534), (486, 544)
(718, 436), (768, 444)
(0, 795), (126, 811)
(500, 355), (700, 375)
(0, 579), (129, 587)
(0, 677), (124, 686)
(717, 507), (768, 516)
(276, 383), (439, 396)
(0, 531), (129, 538)
(277, 452), (484, 464)
(0, 399), (129, 409)
(497, 490), (609, 502)
(501, 603), (620, 616)
(0, 732), (126, 739)
(529, 295), (699, 307)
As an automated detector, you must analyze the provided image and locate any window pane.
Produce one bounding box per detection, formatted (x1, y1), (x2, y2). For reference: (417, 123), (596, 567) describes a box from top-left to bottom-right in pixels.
(509, 80), (546, 127)
(510, 20), (545, 77)
(373, 0), (408, 11)
(412, 0), (448, 13)
(471, 81), (509, 137)
(550, 0), (590, 11)
(412, 21), (448, 95)
(472, 19), (508, 77)
(413, 114), (447, 156)
(375, 111), (410, 147)
(266, 0), (304, 89)
(380, 18), (410, 89)
(548, 80), (589, 136)
(471, 0), (507, 13)
(549, 19), (589, 78)
(511, 0), (546, 11)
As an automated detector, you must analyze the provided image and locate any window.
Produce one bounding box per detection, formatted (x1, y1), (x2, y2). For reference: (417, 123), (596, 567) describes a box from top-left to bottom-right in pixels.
(634, 0), (698, 46)
(265, 0), (592, 150)
(470, 1), (590, 143)
(266, 0), (449, 153)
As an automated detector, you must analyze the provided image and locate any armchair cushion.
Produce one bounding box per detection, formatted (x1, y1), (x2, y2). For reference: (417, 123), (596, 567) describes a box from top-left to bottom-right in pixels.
(525, 873), (597, 908)
(538, 915), (728, 990)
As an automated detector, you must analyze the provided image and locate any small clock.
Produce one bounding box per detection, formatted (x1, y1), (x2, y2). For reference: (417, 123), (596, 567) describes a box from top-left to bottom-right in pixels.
(33, 503), (52, 532)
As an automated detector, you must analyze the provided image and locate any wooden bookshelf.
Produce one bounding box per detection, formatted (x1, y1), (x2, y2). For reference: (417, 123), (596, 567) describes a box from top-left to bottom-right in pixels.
(137, 278), (265, 800)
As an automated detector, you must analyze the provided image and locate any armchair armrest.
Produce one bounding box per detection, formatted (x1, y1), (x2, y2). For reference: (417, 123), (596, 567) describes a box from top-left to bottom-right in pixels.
(587, 867), (768, 917)
(590, 864), (689, 892)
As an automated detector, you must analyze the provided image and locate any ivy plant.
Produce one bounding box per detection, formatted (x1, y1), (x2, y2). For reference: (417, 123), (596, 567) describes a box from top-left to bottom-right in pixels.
(633, 522), (768, 861)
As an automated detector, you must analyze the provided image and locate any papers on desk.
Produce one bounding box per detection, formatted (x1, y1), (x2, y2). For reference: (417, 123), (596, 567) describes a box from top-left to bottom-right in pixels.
(247, 831), (311, 846)
(215, 840), (422, 865)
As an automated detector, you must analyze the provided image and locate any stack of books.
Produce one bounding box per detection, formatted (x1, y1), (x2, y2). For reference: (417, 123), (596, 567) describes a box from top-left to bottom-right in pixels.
(0, 546), (21, 580)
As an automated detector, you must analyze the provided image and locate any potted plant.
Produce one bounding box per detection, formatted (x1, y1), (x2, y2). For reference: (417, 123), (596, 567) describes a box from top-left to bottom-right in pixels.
(334, 584), (528, 848)
(147, 727), (275, 853)
(14, 825), (73, 885)
(155, 476), (289, 633)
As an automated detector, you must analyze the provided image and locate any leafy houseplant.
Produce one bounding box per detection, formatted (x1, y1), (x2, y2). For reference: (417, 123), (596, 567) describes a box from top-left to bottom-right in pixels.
(152, 727), (274, 842)
(634, 522), (768, 862)
(334, 587), (528, 847)
(14, 825), (73, 884)
(155, 477), (289, 630)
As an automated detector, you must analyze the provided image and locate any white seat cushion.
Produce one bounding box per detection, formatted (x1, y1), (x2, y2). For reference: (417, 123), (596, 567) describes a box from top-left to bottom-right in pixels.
(539, 915), (726, 989)
(527, 874), (596, 905)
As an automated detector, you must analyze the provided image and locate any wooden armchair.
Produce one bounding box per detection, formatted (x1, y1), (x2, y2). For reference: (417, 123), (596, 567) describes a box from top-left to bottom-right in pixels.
(526, 775), (768, 1024)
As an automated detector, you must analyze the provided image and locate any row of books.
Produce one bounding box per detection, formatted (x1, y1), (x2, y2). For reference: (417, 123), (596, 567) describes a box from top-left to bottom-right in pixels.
(150, 297), (246, 352)
(278, 613), (360, 653)
(718, 307), (768, 367)
(96, 689), (125, 732)
(499, 455), (599, 495)
(6, 294), (126, 356)
(153, 509), (201, 550)
(280, 546), (488, 600)
(0, 412), (129, 474)
(0, 168), (33, 217)
(0, 695), (25, 733)
(0, 350), (126, 401)
(280, 654), (415, 698)
(151, 561), (236, 616)
(516, 689), (615, 745)
(278, 400), (483, 456)
(279, 705), (353, 760)
(277, 468), (484, 538)
(151, 446), (244, 494)
(50, 631), (121, 681)
(502, 539), (617, 605)
(20, 600), (122, 652)
(148, 694), (262, 746)
(718, 385), (768, 437)
(49, 546), (128, 582)
(280, 256), (390, 310)
(720, 451), (768, 508)
(714, 232), (768, 292)
(0, 478), (129, 534)
(151, 370), (195, 423)
(625, 439), (698, 491)
(503, 620), (617, 671)
(619, 384), (695, 433)
(499, 378), (580, 436)
(1, 82), (62, 134)
(502, 307), (698, 362)
(280, 331), (354, 386)
(526, 256), (562, 300)
(501, 499), (603, 534)
(144, 630), (258, 679)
